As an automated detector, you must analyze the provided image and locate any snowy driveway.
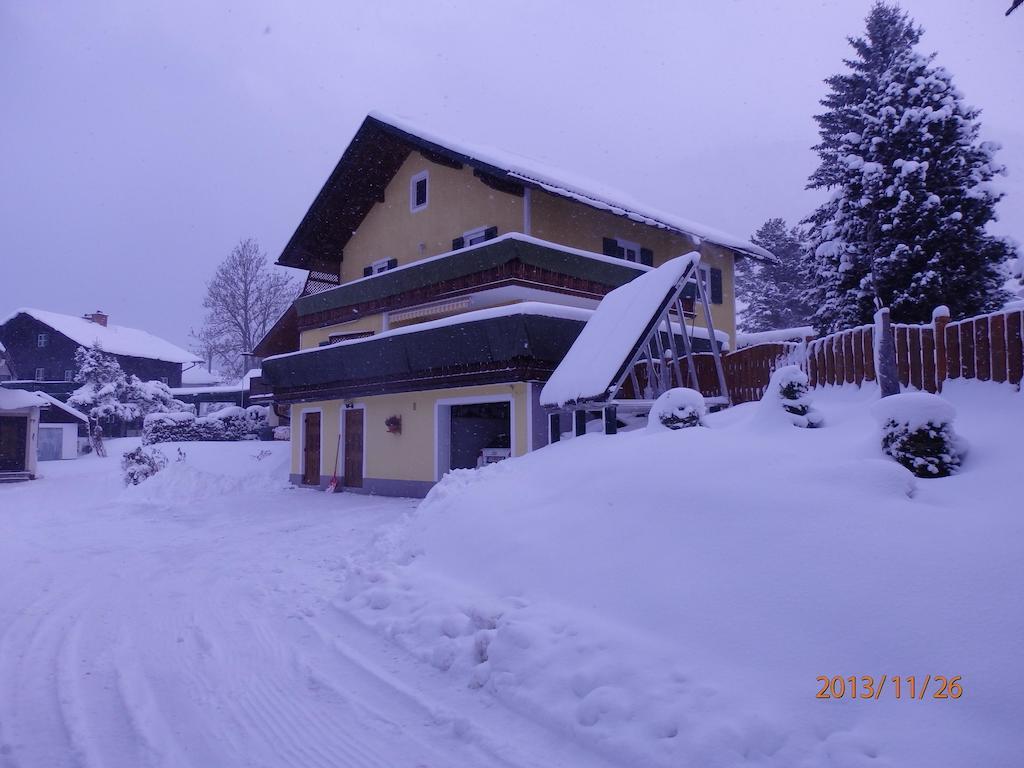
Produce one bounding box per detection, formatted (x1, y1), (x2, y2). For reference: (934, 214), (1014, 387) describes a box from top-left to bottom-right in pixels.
(0, 442), (611, 768)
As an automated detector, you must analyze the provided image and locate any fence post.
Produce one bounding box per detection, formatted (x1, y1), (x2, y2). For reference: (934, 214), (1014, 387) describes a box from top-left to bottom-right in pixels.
(875, 306), (900, 397)
(933, 305), (950, 393)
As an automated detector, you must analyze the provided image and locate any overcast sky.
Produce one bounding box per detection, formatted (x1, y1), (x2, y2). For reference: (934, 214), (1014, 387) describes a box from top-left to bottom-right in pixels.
(1, 1), (1020, 353)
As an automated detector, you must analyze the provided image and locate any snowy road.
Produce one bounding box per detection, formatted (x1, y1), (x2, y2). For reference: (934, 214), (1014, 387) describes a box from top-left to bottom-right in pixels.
(0, 442), (612, 768)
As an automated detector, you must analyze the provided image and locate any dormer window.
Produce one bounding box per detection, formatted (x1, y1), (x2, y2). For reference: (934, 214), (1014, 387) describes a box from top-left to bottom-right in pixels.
(410, 171), (428, 212)
(37, 332), (49, 348)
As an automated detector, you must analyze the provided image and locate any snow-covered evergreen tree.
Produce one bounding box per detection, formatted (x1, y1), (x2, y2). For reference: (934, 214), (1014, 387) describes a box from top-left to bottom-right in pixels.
(69, 343), (189, 423)
(69, 344), (137, 423)
(804, 2), (1014, 331)
(735, 218), (813, 332)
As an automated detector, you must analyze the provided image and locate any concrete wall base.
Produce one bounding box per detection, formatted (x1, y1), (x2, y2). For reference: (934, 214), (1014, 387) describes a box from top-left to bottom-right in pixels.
(288, 474), (434, 499)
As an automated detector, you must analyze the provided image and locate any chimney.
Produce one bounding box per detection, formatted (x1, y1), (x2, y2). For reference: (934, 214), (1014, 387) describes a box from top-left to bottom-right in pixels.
(83, 310), (108, 327)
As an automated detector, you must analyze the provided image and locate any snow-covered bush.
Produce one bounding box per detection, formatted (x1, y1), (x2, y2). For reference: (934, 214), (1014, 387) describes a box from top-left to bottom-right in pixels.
(273, 426), (291, 441)
(757, 366), (823, 429)
(143, 405), (268, 444)
(121, 446), (167, 486)
(647, 388), (706, 430)
(871, 392), (963, 478)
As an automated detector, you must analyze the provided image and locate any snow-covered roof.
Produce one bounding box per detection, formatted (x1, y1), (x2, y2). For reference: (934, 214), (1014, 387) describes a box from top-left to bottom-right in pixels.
(33, 391), (88, 422)
(181, 364), (223, 386)
(0, 308), (199, 364)
(0, 388), (44, 411)
(540, 253), (702, 407)
(369, 112), (773, 261)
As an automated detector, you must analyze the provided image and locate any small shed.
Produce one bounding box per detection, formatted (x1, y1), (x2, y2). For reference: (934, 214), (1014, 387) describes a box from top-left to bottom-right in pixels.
(35, 392), (88, 460)
(0, 389), (42, 481)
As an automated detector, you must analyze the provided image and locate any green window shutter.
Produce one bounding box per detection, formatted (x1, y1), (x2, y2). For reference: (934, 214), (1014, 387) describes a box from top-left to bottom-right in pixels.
(452, 236), (465, 250)
(602, 238), (618, 257)
(484, 226), (498, 240)
(362, 266), (373, 277)
(386, 258), (398, 270)
(710, 268), (723, 304)
(640, 247), (654, 267)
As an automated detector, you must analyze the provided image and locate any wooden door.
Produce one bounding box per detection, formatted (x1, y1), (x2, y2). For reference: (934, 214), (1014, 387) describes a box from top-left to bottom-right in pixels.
(302, 412), (321, 485)
(0, 417), (28, 471)
(343, 409), (364, 488)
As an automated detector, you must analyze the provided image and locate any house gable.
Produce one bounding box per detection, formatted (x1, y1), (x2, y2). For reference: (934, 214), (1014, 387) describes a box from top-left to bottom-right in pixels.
(340, 152), (524, 284)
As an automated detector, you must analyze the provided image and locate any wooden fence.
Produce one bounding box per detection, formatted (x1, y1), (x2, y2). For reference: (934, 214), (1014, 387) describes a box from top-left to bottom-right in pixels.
(696, 305), (1024, 404)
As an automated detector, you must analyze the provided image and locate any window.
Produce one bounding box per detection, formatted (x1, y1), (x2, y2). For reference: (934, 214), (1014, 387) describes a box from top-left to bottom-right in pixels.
(410, 171), (428, 212)
(463, 227), (489, 246)
(363, 257), (398, 277)
(64, 370), (74, 382)
(602, 237), (653, 266)
(37, 333), (49, 348)
(35, 367), (46, 380)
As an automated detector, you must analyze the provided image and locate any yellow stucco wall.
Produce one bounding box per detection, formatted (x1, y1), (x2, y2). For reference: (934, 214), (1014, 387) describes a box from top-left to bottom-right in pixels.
(339, 152), (524, 284)
(289, 383), (530, 483)
(529, 190), (737, 340)
(299, 314), (383, 350)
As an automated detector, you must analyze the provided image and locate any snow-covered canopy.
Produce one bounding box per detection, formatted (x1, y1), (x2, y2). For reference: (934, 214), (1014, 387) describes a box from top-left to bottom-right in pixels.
(540, 253), (701, 407)
(0, 308), (199, 364)
(0, 388), (45, 411)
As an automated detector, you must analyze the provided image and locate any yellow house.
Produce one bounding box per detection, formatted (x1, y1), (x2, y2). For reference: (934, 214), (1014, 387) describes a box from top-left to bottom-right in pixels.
(261, 113), (770, 496)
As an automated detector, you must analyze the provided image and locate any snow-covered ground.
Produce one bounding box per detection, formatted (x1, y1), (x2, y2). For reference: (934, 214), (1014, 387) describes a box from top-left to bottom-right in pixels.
(1, 381), (1021, 767)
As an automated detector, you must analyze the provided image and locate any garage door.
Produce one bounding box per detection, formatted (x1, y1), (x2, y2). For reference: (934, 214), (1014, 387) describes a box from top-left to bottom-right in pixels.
(38, 426), (63, 461)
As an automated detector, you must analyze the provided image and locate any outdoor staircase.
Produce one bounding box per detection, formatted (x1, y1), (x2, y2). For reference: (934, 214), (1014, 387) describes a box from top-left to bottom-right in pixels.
(0, 471), (33, 483)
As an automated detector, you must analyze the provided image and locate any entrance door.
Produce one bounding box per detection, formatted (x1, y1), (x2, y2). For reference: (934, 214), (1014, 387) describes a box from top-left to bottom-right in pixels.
(0, 417), (28, 471)
(343, 409), (364, 488)
(302, 412), (321, 485)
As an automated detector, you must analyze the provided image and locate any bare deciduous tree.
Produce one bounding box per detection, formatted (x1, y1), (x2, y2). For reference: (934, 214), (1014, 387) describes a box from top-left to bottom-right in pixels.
(195, 238), (298, 380)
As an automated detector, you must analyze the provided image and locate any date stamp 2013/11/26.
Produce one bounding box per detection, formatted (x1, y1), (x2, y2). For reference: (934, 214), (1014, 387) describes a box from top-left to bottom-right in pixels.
(816, 675), (963, 700)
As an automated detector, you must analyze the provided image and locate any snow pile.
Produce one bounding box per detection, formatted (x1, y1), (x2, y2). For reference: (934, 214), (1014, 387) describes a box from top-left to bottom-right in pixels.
(754, 365), (823, 429)
(736, 327), (815, 348)
(872, 392), (962, 477)
(541, 254), (700, 406)
(122, 441), (291, 504)
(337, 381), (1024, 767)
(647, 387), (706, 430)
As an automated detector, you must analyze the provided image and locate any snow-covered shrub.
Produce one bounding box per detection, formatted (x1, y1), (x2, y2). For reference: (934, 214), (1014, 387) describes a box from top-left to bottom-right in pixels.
(758, 366), (823, 428)
(143, 407), (263, 444)
(121, 446), (167, 486)
(273, 426), (291, 441)
(871, 392), (963, 478)
(647, 388), (706, 430)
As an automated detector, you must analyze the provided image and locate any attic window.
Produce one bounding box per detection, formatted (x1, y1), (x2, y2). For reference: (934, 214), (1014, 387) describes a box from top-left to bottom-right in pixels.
(410, 171), (428, 212)
(37, 333), (49, 348)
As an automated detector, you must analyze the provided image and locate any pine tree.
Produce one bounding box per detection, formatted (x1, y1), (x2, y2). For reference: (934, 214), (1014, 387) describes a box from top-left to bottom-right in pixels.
(69, 343), (189, 424)
(735, 218), (814, 332)
(804, 3), (1014, 330)
(69, 343), (137, 423)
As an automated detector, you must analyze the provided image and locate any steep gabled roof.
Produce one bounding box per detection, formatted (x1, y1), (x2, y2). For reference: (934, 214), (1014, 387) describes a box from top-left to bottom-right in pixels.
(0, 308), (199, 364)
(277, 113), (772, 271)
